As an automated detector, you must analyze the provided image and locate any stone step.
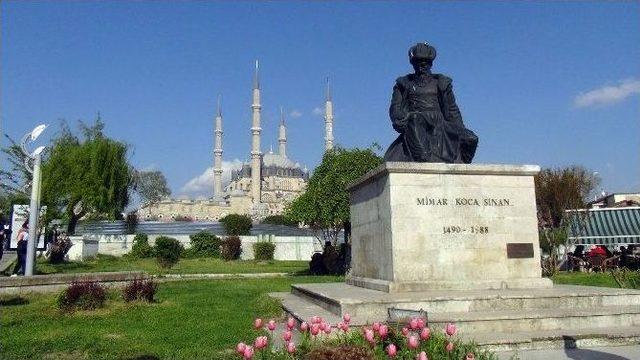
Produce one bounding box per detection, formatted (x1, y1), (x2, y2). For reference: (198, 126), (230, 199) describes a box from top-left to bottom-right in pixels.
(464, 326), (640, 352)
(290, 283), (640, 324)
(280, 292), (343, 326)
(429, 306), (640, 333)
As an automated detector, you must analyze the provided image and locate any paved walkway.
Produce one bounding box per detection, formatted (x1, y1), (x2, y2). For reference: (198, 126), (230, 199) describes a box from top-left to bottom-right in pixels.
(497, 345), (640, 360)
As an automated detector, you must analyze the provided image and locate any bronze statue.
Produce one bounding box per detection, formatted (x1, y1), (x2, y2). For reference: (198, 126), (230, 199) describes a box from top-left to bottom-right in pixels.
(384, 43), (478, 163)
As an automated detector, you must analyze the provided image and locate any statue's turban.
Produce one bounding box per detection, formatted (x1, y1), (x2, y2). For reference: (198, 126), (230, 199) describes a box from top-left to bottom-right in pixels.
(408, 42), (437, 63)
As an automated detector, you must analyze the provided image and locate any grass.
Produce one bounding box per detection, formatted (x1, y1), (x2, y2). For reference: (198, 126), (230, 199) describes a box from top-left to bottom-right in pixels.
(34, 254), (309, 275)
(551, 271), (620, 288)
(0, 275), (343, 360)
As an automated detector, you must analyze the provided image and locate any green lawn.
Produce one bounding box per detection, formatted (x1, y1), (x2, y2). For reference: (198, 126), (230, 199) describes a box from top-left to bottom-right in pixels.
(0, 275), (343, 360)
(35, 254), (309, 275)
(551, 271), (638, 288)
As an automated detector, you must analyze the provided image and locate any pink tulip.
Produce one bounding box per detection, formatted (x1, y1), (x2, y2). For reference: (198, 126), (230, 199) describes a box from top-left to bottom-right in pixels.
(446, 341), (454, 352)
(300, 322), (309, 332)
(267, 320), (277, 331)
(282, 330), (292, 342)
(372, 322), (381, 331)
(310, 324), (320, 336)
(321, 322), (331, 331)
(364, 329), (375, 343)
(254, 318), (263, 329)
(445, 323), (456, 336)
(343, 313), (351, 323)
(417, 318), (425, 329)
(378, 324), (389, 338)
(324, 325), (332, 334)
(254, 336), (268, 349)
(311, 316), (322, 324)
(408, 335), (419, 349)
(386, 344), (397, 357)
(416, 351), (428, 360)
(401, 327), (410, 336)
(243, 346), (254, 359)
(410, 318), (419, 330)
(236, 342), (246, 354)
(465, 353), (475, 360)
(287, 317), (296, 330)
(420, 327), (431, 340)
(287, 342), (296, 354)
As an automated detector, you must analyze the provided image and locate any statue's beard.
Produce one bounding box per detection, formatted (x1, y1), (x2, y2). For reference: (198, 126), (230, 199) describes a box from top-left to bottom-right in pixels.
(413, 64), (432, 75)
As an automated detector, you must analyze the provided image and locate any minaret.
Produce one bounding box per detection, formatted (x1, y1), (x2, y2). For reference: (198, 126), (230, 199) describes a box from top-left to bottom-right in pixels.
(213, 95), (223, 200)
(278, 107), (287, 157)
(250, 60), (262, 204)
(324, 77), (334, 151)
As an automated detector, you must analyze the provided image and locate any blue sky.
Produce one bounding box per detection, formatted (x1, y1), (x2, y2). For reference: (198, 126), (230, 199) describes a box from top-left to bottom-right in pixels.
(2, 1), (639, 199)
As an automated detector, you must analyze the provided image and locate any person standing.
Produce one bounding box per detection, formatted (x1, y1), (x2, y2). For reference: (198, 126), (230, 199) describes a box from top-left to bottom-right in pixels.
(12, 222), (29, 276)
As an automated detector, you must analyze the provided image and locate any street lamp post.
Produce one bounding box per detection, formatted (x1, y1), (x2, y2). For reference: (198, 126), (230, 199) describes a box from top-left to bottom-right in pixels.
(21, 124), (47, 276)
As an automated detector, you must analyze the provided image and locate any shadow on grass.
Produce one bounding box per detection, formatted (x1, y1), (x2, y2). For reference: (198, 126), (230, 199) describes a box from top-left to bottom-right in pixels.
(0, 296), (29, 306)
(125, 355), (160, 360)
(562, 335), (630, 360)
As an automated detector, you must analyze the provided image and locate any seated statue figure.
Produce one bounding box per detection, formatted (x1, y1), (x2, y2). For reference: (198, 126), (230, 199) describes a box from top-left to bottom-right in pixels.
(384, 42), (478, 163)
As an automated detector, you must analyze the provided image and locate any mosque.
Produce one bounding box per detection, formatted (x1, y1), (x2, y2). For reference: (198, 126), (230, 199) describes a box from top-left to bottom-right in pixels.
(137, 62), (335, 221)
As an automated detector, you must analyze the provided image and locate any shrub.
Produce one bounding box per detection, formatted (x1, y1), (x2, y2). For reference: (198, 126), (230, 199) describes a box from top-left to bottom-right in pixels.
(122, 278), (157, 302)
(261, 215), (298, 227)
(125, 213), (138, 234)
(253, 241), (276, 261)
(154, 236), (183, 268)
(221, 236), (242, 261)
(130, 233), (154, 258)
(219, 214), (253, 235)
(185, 231), (221, 258)
(56, 281), (106, 311)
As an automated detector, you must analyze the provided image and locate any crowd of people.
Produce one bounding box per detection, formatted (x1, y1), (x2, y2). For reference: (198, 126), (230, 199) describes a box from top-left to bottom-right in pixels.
(568, 244), (640, 271)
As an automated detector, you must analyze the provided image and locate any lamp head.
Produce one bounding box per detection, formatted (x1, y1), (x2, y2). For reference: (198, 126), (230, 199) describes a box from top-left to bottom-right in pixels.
(32, 146), (46, 156)
(30, 124), (47, 141)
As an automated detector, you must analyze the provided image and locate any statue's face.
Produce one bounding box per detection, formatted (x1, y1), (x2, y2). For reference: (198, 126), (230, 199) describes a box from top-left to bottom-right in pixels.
(412, 59), (432, 75)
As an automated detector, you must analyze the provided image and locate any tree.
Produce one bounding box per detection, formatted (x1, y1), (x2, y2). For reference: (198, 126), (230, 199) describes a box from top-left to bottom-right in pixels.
(40, 119), (133, 233)
(133, 170), (171, 206)
(219, 214), (253, 236)
(534, 165), (600, 274)
(260, 215), (298, 227)
(286, 146), (383, 245)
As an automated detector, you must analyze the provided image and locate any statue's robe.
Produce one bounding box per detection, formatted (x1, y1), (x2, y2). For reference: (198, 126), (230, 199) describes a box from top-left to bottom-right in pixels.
(384, 73), (478, 163)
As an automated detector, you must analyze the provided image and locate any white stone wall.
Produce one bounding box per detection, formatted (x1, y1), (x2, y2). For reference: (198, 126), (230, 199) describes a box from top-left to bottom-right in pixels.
(79, 233), (319, 261)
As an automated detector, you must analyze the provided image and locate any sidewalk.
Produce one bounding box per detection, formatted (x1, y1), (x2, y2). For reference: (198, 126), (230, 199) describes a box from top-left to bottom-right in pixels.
(497, 345), (640, 360)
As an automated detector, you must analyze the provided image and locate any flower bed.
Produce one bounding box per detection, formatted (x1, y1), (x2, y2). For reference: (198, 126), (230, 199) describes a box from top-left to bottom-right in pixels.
(235, 314), (497, 359)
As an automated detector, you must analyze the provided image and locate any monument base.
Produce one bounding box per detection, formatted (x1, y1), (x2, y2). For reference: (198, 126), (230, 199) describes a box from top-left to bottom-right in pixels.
(347, 162), (549, 292)
(346, 275), (552, 293)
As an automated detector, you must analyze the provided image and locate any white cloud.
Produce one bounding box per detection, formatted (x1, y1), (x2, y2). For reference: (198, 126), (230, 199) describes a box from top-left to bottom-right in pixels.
(289, 109), (302, 118)
(139, 163), (157, 172)
(312, 107), (323, 116)
(179, 159), (243, 197)
(573, 78), (640, 108)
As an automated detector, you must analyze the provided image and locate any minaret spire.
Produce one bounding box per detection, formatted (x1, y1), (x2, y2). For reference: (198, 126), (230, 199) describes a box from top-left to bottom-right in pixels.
(278, 106), (287, 157)
(250, 60), (262, 204)
(213, 95), (224, 200)
(324, 77), (334, 151)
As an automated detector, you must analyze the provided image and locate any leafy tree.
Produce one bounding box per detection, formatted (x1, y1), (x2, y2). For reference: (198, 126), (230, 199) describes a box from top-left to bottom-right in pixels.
(40, 119), (132, 233)
(286, 147), (383, 245)
(534, 165), (599, 274)
(133, 170), (171, 205)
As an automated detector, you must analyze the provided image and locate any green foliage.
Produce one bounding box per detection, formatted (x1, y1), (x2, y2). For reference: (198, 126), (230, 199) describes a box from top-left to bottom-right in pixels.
(185, 231), (221, 258)
(219, 214), (253, 235)
(56, 281), (106, 311)
(129, 233), (154, 258)
(154, 236), (183, 268)
(286, 147), (382, 244)
(220, 236), (242, 261)
(40, 119), (133, 234)
(610, 269), (640, 289)
(133, 170), (171, 205)
(260, 215), (298, 227)
(253, 241), (276, 261)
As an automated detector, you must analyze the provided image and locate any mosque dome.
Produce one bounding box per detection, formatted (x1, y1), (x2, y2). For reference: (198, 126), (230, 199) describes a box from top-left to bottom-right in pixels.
(262, 152), (299, 169)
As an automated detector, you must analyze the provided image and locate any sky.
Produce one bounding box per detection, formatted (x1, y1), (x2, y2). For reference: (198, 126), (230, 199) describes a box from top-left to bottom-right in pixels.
(2, 1), (639, 200)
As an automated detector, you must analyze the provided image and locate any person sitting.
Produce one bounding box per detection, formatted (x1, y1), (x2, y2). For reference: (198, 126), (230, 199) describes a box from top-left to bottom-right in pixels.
(586, 245), (607, 257)
(573, 245), (585, 258)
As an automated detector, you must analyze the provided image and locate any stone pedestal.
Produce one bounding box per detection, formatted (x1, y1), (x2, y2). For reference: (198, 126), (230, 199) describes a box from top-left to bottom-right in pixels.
(346, 162), (552, 292)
